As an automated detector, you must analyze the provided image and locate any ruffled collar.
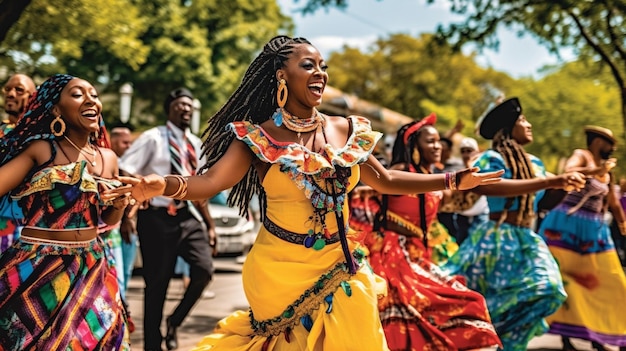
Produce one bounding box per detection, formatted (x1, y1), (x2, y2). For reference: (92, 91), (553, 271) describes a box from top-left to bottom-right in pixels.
(230, 115), (382, 175)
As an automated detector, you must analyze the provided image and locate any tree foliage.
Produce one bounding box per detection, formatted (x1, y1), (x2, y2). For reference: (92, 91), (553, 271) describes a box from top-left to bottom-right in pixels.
(327, 34), (515, 134)
(0, 0), (149, 75)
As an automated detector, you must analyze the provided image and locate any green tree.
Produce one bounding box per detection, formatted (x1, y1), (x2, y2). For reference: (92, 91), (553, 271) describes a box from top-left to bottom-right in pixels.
(59, 0), (292, 126)
(0, 0), (149, 76)
(327, 34), (515, 134)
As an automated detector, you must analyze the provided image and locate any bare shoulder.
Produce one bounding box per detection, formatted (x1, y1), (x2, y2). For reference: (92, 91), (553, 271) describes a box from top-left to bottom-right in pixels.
(26, 140), (54, 165)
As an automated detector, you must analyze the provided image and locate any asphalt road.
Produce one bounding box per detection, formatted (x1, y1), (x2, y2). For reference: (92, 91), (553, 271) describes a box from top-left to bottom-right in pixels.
(126, 257), (617, 351)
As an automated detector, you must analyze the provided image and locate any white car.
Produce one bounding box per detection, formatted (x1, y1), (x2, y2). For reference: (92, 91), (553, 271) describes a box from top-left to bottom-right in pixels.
(209, 203), (256, 256)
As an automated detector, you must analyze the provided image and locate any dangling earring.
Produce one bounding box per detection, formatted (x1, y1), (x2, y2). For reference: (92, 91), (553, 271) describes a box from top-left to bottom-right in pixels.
(272, 79), (288, 127)
(50, 115), (66, 137)
(411, 148), (421, 166)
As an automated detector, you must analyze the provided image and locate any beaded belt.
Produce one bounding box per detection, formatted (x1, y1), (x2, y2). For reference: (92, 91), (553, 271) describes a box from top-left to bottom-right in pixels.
(263, 216), (341, 248)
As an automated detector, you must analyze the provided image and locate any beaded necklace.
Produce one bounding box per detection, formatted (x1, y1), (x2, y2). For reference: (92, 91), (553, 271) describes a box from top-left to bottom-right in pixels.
(280, 108), (325, 140)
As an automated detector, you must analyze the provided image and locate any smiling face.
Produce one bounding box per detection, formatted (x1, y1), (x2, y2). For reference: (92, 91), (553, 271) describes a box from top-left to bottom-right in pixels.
(415, 125), (442, 166)
(276, 43), (328, 117)
(53, 78), (102, 135)
(2, 74), (36, 121)
(511, 114), (533, 145)
(167, 96), (193, 130)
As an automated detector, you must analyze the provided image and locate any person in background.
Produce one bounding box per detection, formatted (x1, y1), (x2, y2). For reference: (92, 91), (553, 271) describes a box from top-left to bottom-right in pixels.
(0, 74), (131, 350)
(350, 114), (501, 350)
(119, 35), (502, 351)
(435, 120), (465, 236)
(119, 88), (216, 351)
(442, 97), (586, 351)
(109, 122), (137, 333)
(0, 74), (36, 254)
(439, 136), (489, 244)
(537, 125), (626, 351)
(110, 123), (136, 294)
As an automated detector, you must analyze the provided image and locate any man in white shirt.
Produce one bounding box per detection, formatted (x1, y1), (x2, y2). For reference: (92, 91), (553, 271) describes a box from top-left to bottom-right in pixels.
(119, 88), (216, 351)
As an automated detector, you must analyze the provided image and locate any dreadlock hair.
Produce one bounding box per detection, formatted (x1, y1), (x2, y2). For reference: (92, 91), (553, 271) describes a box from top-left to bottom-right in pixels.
(491, 128), (536, 225)
(198, 35), (312, 217)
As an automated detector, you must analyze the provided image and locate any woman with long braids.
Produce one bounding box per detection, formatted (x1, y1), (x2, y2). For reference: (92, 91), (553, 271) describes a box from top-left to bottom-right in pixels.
(349, 113), (502, 351)
(0, 74), (131, 349)
(122, 35), (502, 351)
(442, 97), (586, 351)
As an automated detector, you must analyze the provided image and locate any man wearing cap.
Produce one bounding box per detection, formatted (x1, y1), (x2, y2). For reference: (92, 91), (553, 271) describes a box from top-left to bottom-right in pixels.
(119, 88), (216, 351)
(443, 97), (587, 351)
(537, 125), (626, 351)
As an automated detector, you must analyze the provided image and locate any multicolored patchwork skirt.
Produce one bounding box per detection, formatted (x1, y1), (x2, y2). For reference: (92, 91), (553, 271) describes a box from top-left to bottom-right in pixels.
(538, 205), (626, 347)
(0, 235), (130, 350)
(0, 216), (21, 254)
(442, 220), (566, 351)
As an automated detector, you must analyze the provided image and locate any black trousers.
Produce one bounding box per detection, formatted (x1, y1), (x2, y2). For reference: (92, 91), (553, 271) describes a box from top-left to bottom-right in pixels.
(138, 206), (213, 349)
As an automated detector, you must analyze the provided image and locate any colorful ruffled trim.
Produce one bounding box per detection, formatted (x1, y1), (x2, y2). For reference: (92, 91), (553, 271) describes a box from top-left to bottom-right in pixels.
(12, 161), (99, 198)
(230, 115), (382, 175)
(230, 115), (382, 213)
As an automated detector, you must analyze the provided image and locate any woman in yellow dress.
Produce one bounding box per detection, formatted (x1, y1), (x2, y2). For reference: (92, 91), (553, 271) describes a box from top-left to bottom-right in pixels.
(123, 35), (502, 351)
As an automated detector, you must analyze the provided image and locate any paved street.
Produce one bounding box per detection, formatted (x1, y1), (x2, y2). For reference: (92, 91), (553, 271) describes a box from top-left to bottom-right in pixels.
(126, 257), (618, 351)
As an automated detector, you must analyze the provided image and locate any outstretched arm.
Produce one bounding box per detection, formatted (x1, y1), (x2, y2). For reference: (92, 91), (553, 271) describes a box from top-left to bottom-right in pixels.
(359, 154), (503, 195)
(124, 139), (253, 202)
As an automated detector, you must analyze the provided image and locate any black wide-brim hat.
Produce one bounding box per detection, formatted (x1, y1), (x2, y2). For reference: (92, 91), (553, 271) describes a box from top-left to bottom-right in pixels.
(477, 97), (522, 140)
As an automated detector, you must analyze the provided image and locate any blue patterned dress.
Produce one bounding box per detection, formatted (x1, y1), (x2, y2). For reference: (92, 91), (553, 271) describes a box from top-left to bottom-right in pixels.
(442, 150), (566, 351)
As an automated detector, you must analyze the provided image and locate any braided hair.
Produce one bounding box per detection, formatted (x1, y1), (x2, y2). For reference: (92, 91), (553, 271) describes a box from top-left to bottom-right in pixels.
(198, 35), (312, 216)
(492, 128), (535, 224)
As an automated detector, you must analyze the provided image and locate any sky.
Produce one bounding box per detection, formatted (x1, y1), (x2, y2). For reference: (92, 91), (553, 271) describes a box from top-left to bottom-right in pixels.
(277, 0), (574, 79)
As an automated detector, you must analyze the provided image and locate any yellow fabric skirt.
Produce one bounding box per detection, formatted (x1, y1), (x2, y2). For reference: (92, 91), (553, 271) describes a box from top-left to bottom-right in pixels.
(191, 226), (389, 351)
(547, 246), (626, 338)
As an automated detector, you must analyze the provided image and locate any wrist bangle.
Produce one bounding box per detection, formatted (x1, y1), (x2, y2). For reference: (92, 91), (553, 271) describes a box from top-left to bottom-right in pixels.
(444, 172), (451, 190)
(164, 175), (188, 199)
(450, 171), (458, 191)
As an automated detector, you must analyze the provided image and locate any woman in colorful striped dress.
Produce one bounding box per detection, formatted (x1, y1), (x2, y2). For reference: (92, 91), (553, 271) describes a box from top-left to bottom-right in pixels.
(538, 126), (626, 351)
(442, 97), (586, 351)
(0, 74), (131, 350)
(349, 113), (501, 351)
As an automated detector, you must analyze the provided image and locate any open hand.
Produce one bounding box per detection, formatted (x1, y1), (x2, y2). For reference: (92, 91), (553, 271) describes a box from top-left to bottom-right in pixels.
(557, 171), (586, 191)
(456, 167), (504, 191)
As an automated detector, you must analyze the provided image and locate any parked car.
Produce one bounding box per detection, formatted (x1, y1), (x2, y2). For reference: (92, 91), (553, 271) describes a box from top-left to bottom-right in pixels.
(209, 203), (256, 256)
(133, 203), (257, 269)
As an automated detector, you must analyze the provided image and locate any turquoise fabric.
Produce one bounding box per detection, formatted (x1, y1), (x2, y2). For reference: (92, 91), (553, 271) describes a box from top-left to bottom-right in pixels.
(473, 150), (546, 212)
(443, 149), (566, 351)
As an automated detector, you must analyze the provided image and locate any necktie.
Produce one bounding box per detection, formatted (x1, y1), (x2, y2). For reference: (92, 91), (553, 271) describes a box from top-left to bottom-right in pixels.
(167, 124), (197, 214)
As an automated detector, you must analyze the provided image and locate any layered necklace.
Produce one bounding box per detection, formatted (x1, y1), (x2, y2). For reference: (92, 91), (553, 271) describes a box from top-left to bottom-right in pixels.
(64, 135), (97, 167)
(281, 108), (325, 141)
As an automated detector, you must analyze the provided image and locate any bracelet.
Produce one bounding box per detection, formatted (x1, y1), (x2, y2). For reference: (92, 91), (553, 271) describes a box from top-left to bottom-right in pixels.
(444, 172), (451, 190)
(165, 175), (188, 199)
(450, 171), (458, 191)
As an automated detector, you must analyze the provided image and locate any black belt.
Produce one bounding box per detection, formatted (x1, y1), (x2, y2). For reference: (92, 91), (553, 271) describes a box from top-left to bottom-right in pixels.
(263, 216), (341, 246)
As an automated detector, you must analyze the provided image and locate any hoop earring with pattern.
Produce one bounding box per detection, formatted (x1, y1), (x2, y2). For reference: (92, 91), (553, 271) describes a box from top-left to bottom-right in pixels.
(50, 115), (66, 137)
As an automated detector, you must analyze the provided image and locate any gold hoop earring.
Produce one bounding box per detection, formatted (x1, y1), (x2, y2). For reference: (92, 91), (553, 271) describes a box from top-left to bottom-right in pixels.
(276, 79), (287, 108)
(50, 115), (66, 137)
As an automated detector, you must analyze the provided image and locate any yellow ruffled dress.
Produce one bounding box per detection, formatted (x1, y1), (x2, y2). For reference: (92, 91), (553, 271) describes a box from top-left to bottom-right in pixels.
(192, 116), (389, 351)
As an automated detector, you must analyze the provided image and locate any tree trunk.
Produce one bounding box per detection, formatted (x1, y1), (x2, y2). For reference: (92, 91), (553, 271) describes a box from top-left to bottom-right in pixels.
(0, 0), (32, 44)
